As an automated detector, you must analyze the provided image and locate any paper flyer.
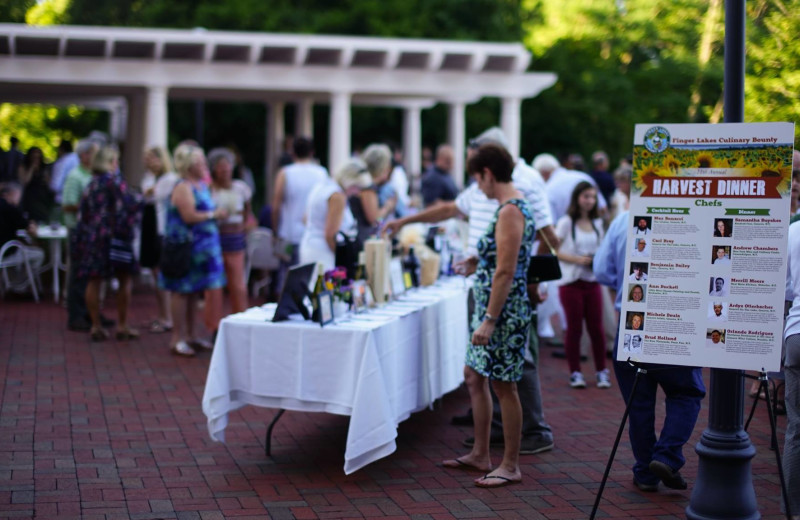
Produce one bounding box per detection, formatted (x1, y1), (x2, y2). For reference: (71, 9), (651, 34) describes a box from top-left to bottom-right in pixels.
(618, 122), (795, 371)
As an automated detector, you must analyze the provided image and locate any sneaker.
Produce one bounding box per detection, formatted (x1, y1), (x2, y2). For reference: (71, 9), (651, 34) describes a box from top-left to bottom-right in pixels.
(519, 437), (554, 455)
(570, 372), (587, 388)
(596, 369), (612, 389)
(633, 477), (658, 492)
(67, 319), (91, 332)
(649, 460), (688, 490)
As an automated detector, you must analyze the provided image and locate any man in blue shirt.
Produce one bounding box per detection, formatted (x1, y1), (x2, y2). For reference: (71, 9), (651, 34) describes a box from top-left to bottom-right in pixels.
(420, 144), (458, 207)
(593, 211), (706, 492)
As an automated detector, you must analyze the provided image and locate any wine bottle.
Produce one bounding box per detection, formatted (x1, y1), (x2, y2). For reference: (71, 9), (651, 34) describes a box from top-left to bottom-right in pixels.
(354, 251), (366, 281)
(311, 264), (325, 320)
(403, 247), (420, 288)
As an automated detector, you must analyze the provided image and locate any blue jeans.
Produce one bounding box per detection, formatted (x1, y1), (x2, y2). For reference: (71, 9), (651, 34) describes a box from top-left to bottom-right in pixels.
(614, 335), (706, 485)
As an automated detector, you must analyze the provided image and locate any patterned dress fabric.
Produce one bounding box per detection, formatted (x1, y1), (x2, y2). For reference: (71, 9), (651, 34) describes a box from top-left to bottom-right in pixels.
(74, 172), (141, 279)
(159, 181), (226, 294)
(466, 198), (536, 382)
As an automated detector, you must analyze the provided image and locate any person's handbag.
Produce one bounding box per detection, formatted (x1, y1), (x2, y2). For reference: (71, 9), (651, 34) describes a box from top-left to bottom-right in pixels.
(527, 234), (562, 284)
(160, 233), (193, 279)
(335, 231), (361, 280)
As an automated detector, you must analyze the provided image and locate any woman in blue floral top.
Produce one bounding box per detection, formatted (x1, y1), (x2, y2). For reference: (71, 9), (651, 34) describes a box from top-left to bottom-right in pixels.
(442, 144), (535, 488)
(160, 144), (228, 357)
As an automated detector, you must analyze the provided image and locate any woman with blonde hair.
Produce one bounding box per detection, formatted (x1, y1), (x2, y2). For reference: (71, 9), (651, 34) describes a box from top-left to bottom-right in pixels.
(348, 144), (397, 243)
(159, 144), (227, 357)
(140, 145), (176, 333)
(74, 145), (143, 341)
(298, 158), (363, 271)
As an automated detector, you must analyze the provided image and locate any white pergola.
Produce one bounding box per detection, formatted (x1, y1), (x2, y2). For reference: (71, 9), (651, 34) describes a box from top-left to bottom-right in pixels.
(0, 23), (556, 193)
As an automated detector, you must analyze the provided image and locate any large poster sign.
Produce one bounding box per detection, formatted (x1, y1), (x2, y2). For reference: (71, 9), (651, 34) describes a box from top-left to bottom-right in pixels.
(618, 122), (795, 371)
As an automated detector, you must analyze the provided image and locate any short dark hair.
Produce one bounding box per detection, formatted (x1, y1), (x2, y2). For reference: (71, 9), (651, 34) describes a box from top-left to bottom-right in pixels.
(0, 181), (22, 197)
(58, 140), (73, 154)
(293, 137), (314, 159)
(466, 143), (514, 183)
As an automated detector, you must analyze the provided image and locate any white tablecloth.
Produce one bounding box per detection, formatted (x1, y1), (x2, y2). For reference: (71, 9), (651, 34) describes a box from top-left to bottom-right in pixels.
(202, 279), (469, 474)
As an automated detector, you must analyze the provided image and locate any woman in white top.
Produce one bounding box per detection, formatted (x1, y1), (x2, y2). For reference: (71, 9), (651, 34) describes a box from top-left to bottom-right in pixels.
(299, 159), (363, 271)
(555, 181), (609, 389)
(208, 148), (255, 327)
(140, 146), (177, 333)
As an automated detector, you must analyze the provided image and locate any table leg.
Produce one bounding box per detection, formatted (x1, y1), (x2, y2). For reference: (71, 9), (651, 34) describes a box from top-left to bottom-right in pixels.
(265, 409), (286, 457)
(51, 240), (60, 303)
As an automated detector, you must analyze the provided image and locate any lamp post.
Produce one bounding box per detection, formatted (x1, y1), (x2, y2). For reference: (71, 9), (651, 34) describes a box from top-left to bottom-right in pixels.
(686, 1), (759, 518)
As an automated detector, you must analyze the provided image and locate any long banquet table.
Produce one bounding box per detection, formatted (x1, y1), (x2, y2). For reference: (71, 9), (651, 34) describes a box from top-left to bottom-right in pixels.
(201, 278), (469, 474)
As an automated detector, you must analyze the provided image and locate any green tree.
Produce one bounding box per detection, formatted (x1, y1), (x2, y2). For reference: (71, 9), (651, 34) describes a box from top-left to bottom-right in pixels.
(0, 0), (35, 23)
(0, 104), (108, 161)
(521, 0), (725, 165)
(63, 0), (526, 42)
(746, 0), (800, 147)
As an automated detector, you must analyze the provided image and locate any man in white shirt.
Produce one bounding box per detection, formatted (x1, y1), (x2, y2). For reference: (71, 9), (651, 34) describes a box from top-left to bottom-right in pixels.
(382, 127), (556, 455)
(632, 238), (650, 257)
(706, 329), (725, 347)
(708, 302), (727, 322)
(709, 277), (728, 296)
(634, 217), (651, 236)
(532, 153), (607, 224)
(630, 334), (643, 352)
(630, 263), (649, 282)
(271, 137), (328, 292)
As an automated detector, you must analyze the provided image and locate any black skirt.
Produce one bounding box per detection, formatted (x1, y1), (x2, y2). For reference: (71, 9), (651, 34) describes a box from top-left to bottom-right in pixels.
(139, 203), (161, 268)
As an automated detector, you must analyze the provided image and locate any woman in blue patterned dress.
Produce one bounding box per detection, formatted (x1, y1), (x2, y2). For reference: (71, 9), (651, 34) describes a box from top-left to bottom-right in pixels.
(442, 143), (535, 488)
(160, 144), (227, 357)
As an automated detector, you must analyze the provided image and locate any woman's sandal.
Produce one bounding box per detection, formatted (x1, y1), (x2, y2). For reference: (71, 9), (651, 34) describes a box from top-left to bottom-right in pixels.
(145, 320), (173, 333)
(90, 328), (110, 342)
(188, 338), (213, 351)
(171, 341), (196, 357)
(116, 329), (140, 341)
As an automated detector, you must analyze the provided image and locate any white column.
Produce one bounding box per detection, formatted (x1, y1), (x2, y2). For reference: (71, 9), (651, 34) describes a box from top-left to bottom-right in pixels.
(447, 102), (466, 190)
(402, 105), (422, 178)
(328, 91), (351, 173)
(266, 101), (285, 203)
(500, 97), (521, 159)
(108, 102), (128, 143)
(296, 98), (314, 137)
(144, 86), (168, 148)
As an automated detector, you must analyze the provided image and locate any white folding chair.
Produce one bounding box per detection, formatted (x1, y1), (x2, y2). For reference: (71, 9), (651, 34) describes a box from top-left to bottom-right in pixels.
(245, 228), (281, 297)
(0, 240), (42, 302)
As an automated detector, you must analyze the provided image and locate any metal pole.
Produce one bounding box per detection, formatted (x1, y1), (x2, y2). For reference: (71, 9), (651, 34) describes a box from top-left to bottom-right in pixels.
(686, 1), (758, 518)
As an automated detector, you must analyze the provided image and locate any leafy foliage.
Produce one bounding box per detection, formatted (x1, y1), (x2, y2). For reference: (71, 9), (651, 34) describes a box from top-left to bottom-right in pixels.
(745, 0), (800, 146)
(0, 0), (35, 23)
(0, 104), (108, 161)
(2, 0), (799, 184)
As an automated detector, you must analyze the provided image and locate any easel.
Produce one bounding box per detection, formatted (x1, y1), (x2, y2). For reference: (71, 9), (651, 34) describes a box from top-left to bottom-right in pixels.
(589, 361), (792, 520)
(742, 371), (792, 520)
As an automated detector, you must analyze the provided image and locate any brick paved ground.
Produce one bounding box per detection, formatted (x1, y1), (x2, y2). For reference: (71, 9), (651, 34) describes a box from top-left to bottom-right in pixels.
(0, 289), (789, 519)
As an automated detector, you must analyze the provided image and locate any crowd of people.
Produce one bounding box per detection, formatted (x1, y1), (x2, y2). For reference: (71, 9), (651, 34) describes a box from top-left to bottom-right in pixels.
(1, 128), (796, 509)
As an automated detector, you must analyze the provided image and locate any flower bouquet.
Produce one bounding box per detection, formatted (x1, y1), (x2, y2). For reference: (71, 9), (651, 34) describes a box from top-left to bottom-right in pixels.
(324, 267), (352, 316)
